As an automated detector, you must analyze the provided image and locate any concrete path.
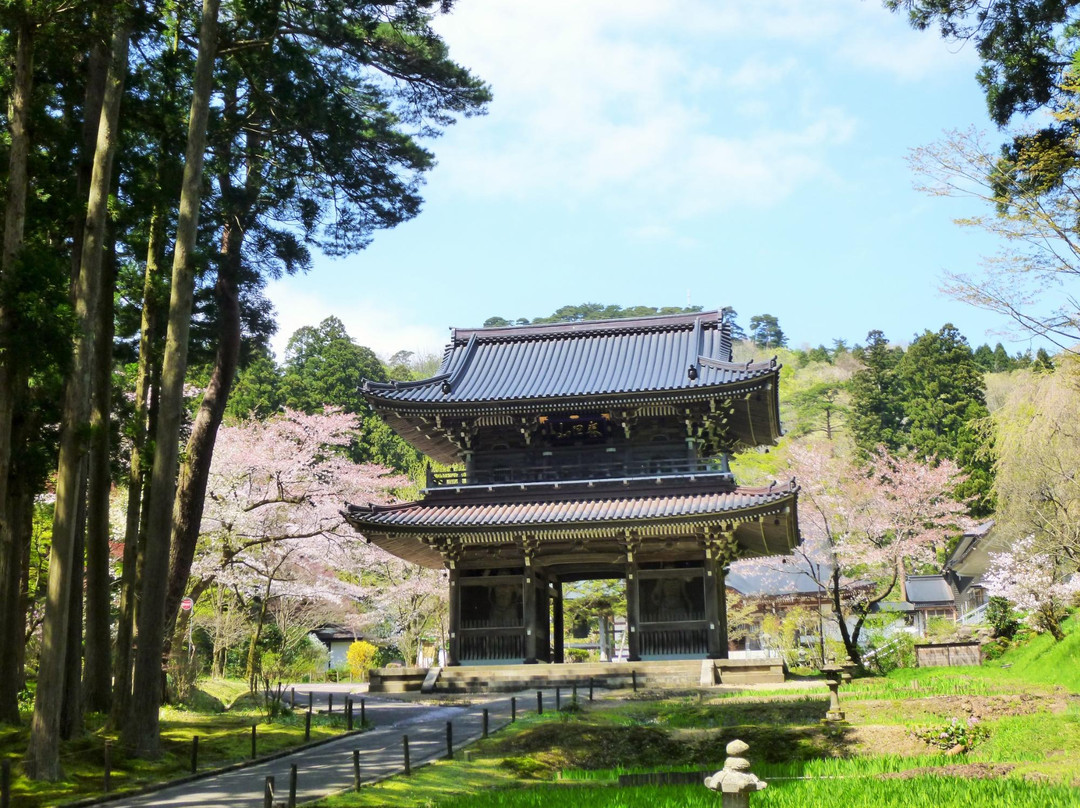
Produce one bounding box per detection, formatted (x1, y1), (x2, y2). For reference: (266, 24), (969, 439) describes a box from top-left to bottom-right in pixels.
(103, 689), (558, 808)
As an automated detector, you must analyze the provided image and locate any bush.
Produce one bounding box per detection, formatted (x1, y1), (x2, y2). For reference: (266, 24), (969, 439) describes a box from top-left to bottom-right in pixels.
(865, 632), (915, 674)
(346, 640), (380, 681)
(565, 649), (591, 663)
(987, 597), (1020, 639)
(981, 637), (1010, 660)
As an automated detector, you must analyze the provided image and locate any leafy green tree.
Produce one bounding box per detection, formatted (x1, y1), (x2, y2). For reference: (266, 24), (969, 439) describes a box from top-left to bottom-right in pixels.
(789, 381), (848, 441)
(281, 317), (387, 415)
(721, 305), (747, 341)
(486, 302), (703, 326)
(748, 313), (787, 348)
(849, 331), (906, 455)
(226, 352), (283, 419)
(897, 324), (994, 515)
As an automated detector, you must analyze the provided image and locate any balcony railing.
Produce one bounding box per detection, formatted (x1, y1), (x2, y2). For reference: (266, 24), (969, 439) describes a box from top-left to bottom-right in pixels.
(426, 457), (731, 488)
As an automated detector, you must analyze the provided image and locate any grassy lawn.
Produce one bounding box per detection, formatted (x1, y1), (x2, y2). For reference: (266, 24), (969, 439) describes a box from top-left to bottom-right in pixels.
(0, 680), (359, 808)
(315, 619), (1080, 808)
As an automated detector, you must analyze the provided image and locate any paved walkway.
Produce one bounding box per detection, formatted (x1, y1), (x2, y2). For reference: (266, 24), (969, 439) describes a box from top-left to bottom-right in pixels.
(104, 689), (553, 808)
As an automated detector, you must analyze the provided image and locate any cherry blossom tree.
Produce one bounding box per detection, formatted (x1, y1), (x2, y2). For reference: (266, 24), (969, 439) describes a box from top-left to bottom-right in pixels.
(186, 409), (410, 684)
(984, 536), (1080, 641)
(740, 443), (969, 669)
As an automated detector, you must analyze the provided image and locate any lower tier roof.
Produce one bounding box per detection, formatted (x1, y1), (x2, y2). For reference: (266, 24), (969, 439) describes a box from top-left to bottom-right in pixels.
(343, 482), (799, 569)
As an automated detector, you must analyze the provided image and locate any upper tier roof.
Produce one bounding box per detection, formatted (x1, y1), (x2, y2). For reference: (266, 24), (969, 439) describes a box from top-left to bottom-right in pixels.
(363, 310), (776, 408)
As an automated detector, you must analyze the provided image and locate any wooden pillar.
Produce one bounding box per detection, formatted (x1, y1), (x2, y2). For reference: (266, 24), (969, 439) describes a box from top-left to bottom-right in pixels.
(523, 558), (538, 664)
(553, 580), (564, 664)
(703, 550), (723, 659)
(447, 566), (460, 666)
(717, 564), (729, 660)
(626, 557), (641, 662)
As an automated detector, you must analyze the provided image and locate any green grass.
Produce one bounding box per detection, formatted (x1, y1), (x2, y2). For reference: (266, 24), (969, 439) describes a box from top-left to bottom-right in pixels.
(313, 637), (1080, 808)
(1, 680), (358, 808)
(424, 778), (1080, 808)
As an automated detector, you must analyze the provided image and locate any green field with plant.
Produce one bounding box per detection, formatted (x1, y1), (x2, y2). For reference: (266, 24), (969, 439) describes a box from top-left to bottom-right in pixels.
(316, 621), (1080, 808)
(0, 681), (359, 808)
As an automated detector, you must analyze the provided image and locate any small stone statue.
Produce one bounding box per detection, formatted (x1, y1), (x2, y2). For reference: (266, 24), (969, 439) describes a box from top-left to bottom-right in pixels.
(704, 739), (767, 806)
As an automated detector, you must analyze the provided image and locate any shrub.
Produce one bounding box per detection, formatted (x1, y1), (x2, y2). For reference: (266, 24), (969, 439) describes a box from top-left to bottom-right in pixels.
(865, 632), (916, 673)
(565, 649), (590, 663)
(986, 596), (1020, 639)
(346, 640), (380, 681)
(981, 637), (1010, 660)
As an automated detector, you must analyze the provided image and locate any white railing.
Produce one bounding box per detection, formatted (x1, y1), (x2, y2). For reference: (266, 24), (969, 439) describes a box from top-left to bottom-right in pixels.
(956, 602), (988, 626)
(862, 635), (905, 663)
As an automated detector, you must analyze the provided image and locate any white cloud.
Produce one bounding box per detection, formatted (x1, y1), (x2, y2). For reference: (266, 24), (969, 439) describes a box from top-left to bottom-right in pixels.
(265, 279), (447, 362)
(430, 0), (923, 222)
(426, 0), (979, 227)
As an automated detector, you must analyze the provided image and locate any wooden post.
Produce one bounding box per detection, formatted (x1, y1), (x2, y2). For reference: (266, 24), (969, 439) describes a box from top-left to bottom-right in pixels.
(263, 776), (274, 808)
(448, 566), (460, 666)
(251, 724), (257, 758)
(328, 693), (333, 714)
(717, 564), (729, 660)
(304, 711), (311, 742)
(446, 721), (453, 759)
(553, 580), (565, 663)
(523, 567), (538, 663)
(288, 764), (297, 808)
(589, 677), (594, 701)
(103, 741), (111, 793)
(361, 698), (366, 726)
(572, 681), (578, 702)
(291, 687), (296, 707)
(347, 698), (353, 731)
(626, 556), (641, 662)
(307, 691), (313, 714)
(555, 686), (561, 710)
(191, 735), (199, 773)
(403, 735), (411, 775)
(632, 670), (638, 692)
(353, 749), (361, 791)
(482, 708), (489, 738)
(704, 551), (724, 659)
(536, 690), (543, 715)
(511, 696), (516, 722)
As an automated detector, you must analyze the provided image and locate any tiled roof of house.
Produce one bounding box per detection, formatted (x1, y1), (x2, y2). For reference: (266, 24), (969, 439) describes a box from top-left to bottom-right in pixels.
(345, 482), (796, 531)
(362, 310), (776, 407)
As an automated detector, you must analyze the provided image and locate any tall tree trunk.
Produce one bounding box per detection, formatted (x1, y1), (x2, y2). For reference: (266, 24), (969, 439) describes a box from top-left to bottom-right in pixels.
(0, 13), (35, 727)
(13, 480), (33, 690)
(125, 0), (219, 757)
(165, 118), (260, 646)
(25, 15), (129, 780)
(60, 465), (88, 740)
(0, 397), (31, 722)
(70, 35), (110, 287)
(112, 192), (167, 726)
(84, 243), (117, 715)
(830, 566), (862, 669)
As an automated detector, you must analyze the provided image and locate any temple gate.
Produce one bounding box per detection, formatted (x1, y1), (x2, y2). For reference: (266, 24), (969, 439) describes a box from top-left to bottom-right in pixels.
(345, 311), (799, 664)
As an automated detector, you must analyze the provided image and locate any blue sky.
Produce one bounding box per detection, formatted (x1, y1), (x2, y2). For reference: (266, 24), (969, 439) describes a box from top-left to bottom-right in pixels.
(265, 0), (1025, 362)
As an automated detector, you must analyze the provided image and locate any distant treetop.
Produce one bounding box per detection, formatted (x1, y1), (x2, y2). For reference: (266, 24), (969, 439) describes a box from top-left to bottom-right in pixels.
(483, 303), (704, 328)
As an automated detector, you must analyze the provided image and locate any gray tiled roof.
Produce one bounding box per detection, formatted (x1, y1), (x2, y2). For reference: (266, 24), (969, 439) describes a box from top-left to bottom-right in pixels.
(345, 483), (796, 531)
(362, 310), (776, 406)
(905, 575), (955, 605)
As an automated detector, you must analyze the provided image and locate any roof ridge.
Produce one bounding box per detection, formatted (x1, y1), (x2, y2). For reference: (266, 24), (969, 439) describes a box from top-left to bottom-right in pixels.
(451, 310), (719, 344)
